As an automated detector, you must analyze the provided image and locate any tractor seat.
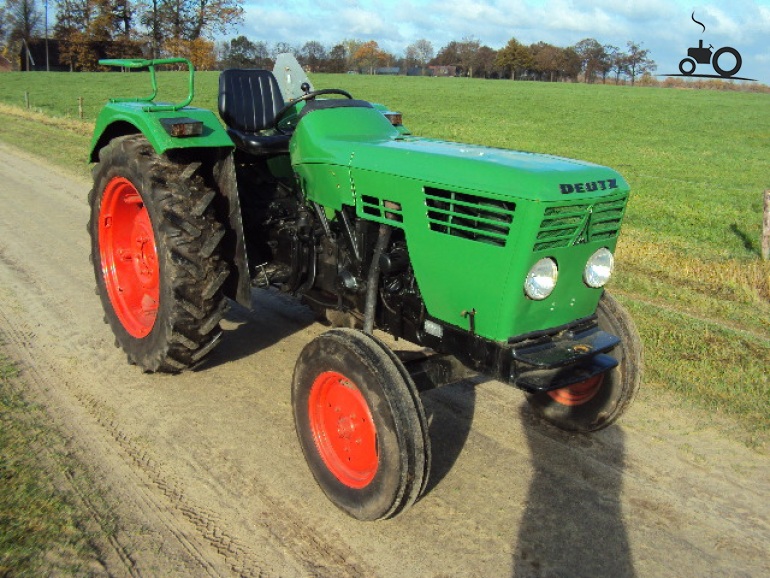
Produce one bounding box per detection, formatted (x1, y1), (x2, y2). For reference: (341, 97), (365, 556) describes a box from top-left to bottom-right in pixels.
(218, 69), (291, 156)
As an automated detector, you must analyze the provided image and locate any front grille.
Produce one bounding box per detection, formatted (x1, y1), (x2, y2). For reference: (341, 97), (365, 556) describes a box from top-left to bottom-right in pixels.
(425, 187), (516, 247)
(534, 194), (627, 251)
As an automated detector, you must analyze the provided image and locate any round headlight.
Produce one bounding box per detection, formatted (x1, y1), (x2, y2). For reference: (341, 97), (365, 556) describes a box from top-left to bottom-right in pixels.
(584, 247), (614, 288)
(524, 258), (558, 300)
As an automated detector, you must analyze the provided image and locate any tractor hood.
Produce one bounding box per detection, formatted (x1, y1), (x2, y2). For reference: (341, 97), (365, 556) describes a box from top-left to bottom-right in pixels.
(354, 137), (628, 202)
(290, 106), (629, 202)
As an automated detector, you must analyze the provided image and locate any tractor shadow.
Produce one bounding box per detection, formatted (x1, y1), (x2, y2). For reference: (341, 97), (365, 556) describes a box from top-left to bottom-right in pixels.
(195, 288), (316, 370)
(419, 376), (481, 494)
(512, 406), (635, 577)
(418, 377), (635, 576)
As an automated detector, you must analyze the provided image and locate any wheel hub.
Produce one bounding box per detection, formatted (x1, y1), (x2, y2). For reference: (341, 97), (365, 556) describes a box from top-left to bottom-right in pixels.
(308, 371), (378, 488)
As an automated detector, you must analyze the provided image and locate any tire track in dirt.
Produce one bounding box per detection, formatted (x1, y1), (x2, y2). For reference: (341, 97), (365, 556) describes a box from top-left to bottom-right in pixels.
(0, 143), (379, 577)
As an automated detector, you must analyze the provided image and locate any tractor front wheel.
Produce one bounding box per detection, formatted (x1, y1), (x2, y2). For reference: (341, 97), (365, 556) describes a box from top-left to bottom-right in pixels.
(88, 135), (228, 372)
(292, 329), (430, 520)
(525, 292), (642, 432)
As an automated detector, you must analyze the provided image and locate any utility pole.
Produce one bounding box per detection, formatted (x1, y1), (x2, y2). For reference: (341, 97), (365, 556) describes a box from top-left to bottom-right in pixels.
(45, 0), (50, 71)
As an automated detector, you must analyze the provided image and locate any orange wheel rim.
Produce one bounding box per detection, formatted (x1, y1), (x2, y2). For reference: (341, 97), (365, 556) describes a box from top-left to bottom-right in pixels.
(99, 177), (159, 338)
(308, 371), (378, 488)
(547, 374), (604, 406)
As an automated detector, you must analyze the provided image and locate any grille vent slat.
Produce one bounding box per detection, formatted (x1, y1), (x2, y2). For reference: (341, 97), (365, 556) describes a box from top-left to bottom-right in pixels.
(533, 195), (628, 252)
(425, 187), (515, 247)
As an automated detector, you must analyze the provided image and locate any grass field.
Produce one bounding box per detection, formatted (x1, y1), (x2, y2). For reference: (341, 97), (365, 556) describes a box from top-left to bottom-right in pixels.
(0, 351), (103, 575)
(0, 71), (767, 440)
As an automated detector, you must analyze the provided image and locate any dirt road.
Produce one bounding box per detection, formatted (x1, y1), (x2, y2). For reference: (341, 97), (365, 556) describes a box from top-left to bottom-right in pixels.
(0, 142), (768, 577)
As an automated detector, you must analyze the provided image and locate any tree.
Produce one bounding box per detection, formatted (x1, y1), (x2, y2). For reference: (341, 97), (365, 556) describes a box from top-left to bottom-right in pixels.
(573, 38), (607, 83)
(340, 38), (362, 70)
(495, 37), (532, 80)
(405, 38), (432, 74)
(474, 45), (498, 78)
(0, 5), (7, 44)
(432, 40), (460, 68)
(530, 42), (561, 82)
(353, 40), (386, 74)
(456, 36), (480, 77)
(558, 47), (581, 81)
(54, 0), (116, 70)
(271, 41), (296, 59)
(221, 35), (258, 68)
(608, 46), (629, 84)
(5, 0), (41, 44)
(138, 0), (242, 57)
(327, 43), (346, 73)
(625, 41), (655, 85)
(299, 40), (326, 71)
(164, 36), (215, 69)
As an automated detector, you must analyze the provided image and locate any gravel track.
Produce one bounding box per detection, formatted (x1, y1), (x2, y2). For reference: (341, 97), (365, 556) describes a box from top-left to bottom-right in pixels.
(0, 142), (767, 577)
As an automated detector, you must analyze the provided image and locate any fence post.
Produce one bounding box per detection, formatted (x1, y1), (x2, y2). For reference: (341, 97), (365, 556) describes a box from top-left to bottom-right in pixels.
(762, 189), (770, 261)
(78, 97), (84, 119)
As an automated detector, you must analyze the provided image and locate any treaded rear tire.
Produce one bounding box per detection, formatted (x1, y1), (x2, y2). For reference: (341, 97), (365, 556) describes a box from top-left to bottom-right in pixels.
(88, 135), (228, 372)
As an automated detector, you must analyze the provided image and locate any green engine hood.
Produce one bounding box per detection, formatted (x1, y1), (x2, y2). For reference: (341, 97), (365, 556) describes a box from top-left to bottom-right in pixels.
(290, 106), (628, 202)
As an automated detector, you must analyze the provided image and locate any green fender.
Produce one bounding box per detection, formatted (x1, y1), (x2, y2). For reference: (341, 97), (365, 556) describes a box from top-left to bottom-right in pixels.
(89, 102), (233, 162)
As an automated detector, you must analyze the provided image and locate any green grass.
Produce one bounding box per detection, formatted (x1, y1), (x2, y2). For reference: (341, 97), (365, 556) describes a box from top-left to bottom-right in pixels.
(0, 72), (767, 440)
(0, 352), (103, 576)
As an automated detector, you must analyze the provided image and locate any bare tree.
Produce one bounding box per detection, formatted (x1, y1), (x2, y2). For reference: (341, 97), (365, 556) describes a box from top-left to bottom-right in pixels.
(625, 40), (656, 85)
(405, 38), (432, 74)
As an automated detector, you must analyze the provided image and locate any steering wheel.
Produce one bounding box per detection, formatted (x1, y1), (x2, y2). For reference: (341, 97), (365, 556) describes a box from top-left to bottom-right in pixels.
(274, 89), (353, 131)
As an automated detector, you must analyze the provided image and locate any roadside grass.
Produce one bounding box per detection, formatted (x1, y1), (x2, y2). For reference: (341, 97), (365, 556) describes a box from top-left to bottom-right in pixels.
(0, 351), (104, 576)
(0, 72), (767, 441)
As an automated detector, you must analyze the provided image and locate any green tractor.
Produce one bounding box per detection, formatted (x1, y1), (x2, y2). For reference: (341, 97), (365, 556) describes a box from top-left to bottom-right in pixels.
(88, 56), (642, 521)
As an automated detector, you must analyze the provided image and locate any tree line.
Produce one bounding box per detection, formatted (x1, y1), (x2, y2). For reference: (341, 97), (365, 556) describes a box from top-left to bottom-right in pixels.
(1, 0), (655, 84)
(222, 36), (656, 85)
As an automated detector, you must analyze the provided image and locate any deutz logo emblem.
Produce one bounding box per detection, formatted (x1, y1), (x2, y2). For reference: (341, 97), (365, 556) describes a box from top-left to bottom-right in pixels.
(574, 207), (593, 245)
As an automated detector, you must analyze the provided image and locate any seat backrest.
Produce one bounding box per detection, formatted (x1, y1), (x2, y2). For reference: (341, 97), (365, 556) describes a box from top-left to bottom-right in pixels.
(218, 69), (284, 133)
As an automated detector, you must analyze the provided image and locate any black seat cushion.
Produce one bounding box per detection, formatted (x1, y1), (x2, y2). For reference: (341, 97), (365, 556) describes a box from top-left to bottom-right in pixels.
(218, 69), (291, 156)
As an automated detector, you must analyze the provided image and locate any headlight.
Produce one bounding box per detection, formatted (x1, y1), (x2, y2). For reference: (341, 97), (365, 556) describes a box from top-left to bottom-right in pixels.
(524, 258), (558, 300)
(584, 247), (614, 288)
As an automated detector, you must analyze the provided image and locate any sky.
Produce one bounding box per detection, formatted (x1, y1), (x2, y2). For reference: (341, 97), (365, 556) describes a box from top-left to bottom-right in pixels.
(236, 0), (770, 84)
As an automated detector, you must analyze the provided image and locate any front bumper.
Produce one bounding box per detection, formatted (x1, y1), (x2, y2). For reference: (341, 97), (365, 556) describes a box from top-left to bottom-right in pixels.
(415, 315), (619, 393)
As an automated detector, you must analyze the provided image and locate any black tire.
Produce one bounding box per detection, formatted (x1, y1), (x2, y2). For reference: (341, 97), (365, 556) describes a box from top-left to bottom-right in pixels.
(679, 57), (696, 75)
(292, 328), (429, 520)
(712, 46), (742, 77)
(525, 292), (642, 432)
(88, 135), (229, 372)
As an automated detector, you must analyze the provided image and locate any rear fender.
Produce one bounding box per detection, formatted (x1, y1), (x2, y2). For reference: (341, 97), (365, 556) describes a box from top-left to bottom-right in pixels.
(89, 102), (234, 162)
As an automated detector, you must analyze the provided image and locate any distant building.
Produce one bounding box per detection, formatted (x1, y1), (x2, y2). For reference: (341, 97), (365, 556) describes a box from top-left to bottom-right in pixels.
(429, 65), (457, 77)
(376, 67), (400, 75)
(18, 38), (68, 71)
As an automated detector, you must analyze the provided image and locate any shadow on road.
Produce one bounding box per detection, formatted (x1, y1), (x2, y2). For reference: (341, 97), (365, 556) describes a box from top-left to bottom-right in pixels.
(420, 377), (480, 494)
(196, 288), (315, 371)
(512, 405), (635, 577)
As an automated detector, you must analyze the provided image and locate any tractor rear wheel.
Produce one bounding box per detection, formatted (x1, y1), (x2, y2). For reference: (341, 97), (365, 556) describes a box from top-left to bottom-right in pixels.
(525, 292), (642, 432)
(292, 328), (430, 520)
(88, 135), (228, 372)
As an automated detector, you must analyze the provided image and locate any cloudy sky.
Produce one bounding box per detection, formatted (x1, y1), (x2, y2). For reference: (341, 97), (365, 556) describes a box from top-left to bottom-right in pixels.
(237, 0), (770, 84)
